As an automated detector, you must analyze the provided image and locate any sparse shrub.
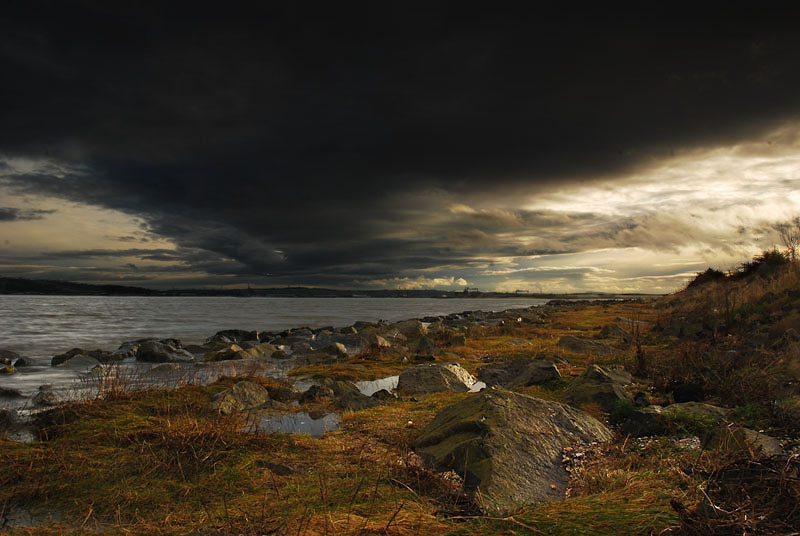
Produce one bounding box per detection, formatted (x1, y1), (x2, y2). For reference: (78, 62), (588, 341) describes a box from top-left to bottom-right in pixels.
(686, 268), (726, 289)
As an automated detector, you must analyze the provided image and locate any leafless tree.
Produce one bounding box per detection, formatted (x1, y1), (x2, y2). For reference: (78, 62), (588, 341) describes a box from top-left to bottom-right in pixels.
(778, 217), (800, 262)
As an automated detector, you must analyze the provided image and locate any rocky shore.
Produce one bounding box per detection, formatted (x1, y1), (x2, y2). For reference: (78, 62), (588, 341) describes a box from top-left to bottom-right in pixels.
(1, 275), (799, 535)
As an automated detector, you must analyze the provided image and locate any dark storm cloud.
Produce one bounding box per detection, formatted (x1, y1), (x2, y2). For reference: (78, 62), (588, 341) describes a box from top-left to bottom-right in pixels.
(0, 207), (55, 221)
(2, 3), (800, 286)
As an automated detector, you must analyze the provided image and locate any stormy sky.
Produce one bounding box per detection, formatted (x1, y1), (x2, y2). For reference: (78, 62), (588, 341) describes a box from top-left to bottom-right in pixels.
(2, 3), (800, 292)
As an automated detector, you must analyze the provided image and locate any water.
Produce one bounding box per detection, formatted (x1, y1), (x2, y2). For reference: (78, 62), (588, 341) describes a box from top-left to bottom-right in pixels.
(0, 295), (548, 361)
(0, 295), (546, 409)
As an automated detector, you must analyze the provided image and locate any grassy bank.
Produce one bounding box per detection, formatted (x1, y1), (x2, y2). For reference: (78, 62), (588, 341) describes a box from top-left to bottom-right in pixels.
(2, 257), (799, 535)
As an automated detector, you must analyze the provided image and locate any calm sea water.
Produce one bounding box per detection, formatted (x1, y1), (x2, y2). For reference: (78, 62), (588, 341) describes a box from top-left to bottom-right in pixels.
(0, 295), (548, 361)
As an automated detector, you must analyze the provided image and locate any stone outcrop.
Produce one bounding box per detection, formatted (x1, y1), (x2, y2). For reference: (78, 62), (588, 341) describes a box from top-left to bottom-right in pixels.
(396, 363), (475, 395)
(477, 358), (560, 388)
(564, 364), (632, 412)
(414, 389), (611, 512)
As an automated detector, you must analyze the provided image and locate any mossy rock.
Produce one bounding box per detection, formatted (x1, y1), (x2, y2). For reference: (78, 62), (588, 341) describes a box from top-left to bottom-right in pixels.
(564, 365), (633, 413)
(413, 388), (611, 512)
(703, 426), (783, 459)
(210, 381), (270, 415)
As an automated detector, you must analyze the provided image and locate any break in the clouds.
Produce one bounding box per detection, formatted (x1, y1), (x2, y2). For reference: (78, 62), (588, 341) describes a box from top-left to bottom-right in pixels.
(2, 4), (800, 291)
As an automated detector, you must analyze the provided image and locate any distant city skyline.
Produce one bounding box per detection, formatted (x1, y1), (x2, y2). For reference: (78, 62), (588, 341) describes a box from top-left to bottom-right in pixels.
(2, 4), (800, 291)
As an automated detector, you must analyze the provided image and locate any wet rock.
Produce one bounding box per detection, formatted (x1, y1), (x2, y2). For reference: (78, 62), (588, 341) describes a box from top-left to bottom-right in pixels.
(414, 388), (611, 512)
(396, 363), (476, 395)
(51, 348), (87, 366)
(271, 350), (290, 360)
(413, 354), (436, 362)
(353, 320), (378, 331)
(0, 386), (24, 398)
(477, 358), (560, 388)
(206, 329), (259, 345)
(564, 364), (633, 413)
(12, 357), (31, 367)
(703, 426), (784, 459)
(557, 336), (612, 357)
(0, 349), (21, 365)
(55, 354), (102, 369)
(136, 340), (194, 363)
(338, 326), (358, 335)
(0, 365), (16, 374)
(210, 381), (270, 415)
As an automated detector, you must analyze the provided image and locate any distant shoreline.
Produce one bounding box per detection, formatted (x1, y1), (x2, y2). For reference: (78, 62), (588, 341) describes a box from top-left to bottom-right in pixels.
(0, 276), (660, 300)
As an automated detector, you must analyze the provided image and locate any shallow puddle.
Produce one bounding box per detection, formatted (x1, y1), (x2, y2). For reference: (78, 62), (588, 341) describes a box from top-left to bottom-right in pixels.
(355, 375), (399, 396)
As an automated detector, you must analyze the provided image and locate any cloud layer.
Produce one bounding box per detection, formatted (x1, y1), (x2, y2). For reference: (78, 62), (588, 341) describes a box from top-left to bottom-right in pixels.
(2, 5), (800, 291)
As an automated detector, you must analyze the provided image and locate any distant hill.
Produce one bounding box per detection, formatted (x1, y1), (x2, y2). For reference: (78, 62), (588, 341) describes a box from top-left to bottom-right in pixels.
(0, 277), (161, 296)
(0, 276), (658, 299)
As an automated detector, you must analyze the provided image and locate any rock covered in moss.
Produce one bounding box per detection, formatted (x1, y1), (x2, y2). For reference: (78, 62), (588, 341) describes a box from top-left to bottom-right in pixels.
(703, 426), (783, 458)
(564, 364), (633, 412)
(210, 381), (270, 415)
(413, 388), (611, 512)
(396, 363), (475, 395)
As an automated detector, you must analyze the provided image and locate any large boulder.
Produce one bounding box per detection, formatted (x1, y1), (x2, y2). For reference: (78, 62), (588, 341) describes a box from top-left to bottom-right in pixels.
(564, 365), (633, 412)
(210, 381), (270, 415)
(396, 363), (476, 395)
(620, 402), (731, 437)
(414, 389), (611, 512)
(557, 336), (612, 357)
(477, 358), (560, 388)
(136, 340), (194, 363)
